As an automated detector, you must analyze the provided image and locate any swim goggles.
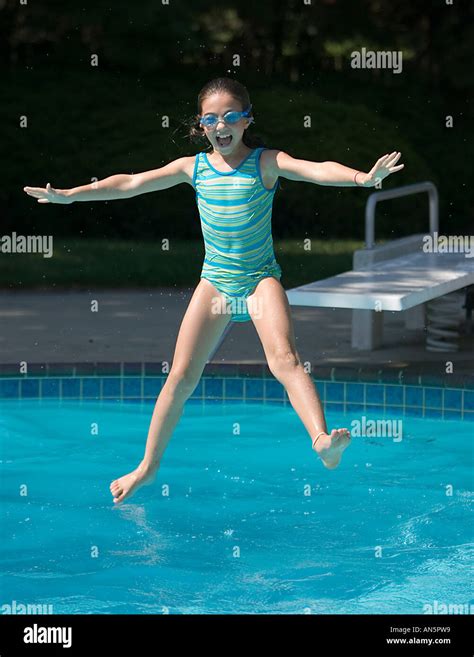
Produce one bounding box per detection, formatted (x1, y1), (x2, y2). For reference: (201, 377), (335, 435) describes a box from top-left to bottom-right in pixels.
(198, 106), (254, 128)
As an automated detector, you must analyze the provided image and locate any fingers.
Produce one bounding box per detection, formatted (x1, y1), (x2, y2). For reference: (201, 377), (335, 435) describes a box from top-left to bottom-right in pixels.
(377, 153), (391, 165)
(25, 191), (50, 203)
(377, 151), (401, 166)
(24, 186), (49, 197)
(372, 152), (404, 178)
(23, 186), (45, 196)
(24, 183), (56, 203)
(386, 152), (401, 166)
(369, 152), (394, 175)
(45, 182), (58, 195)
(23, 184), (55, 194)
(384, 152), (404, 175)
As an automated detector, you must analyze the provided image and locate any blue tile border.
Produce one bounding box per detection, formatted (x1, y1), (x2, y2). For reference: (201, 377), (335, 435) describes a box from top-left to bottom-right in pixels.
(245, 378), (264, 399)
(464, 390), (474, 411)
(204, 378), (223, 399)
(326, 382), (344, 402)
(443, 408), (462, 420)
(42, 378), (60, 397)
(406, 386), (423, 406)
(346, 383), (364, 403)
(385, 385), (404, 405)
(1, 361), (473, 388)
(62, 378), (80, 398)
(444, 388), (462, 409)
(20, 379), (40, 398)
(0, 368), (472, 420)
(225, 378), (244, 398)
(366, 384), (383, 404)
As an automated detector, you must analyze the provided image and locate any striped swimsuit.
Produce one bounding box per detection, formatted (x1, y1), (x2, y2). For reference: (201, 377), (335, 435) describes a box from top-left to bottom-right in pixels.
(192, 147), (282, 322)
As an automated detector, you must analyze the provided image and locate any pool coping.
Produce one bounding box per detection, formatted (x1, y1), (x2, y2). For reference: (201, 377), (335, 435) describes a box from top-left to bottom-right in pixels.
(0, 361), (472, 389)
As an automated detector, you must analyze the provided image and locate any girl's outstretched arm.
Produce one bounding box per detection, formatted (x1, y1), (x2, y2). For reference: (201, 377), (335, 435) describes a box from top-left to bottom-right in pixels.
(267, 150), (404, 188)
(23, 156), (196, 204)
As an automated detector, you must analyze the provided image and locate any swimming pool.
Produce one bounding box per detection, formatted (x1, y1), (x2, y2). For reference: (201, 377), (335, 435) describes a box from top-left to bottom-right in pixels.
(1, 376), (472, 615)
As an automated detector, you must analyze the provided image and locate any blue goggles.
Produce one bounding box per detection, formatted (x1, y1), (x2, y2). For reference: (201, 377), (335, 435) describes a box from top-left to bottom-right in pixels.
(198, 106), (253, 128)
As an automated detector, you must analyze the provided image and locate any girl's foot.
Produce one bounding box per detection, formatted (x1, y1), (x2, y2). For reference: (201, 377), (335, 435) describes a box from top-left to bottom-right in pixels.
(109, 462), (157, 504)
(312, 428), (351, 469)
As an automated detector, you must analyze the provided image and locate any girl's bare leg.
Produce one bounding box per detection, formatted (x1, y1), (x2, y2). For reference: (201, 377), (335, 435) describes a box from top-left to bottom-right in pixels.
(247, 277), (351, 469)
(110, 280), (231, 503)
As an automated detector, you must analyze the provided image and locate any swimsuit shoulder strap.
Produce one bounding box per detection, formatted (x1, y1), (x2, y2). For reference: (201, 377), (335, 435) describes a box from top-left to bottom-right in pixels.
(192, 151), (205, 189)
(251, 146), (265, 163)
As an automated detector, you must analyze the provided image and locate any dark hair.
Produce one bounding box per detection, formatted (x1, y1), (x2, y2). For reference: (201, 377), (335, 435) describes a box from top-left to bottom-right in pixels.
(187, 77), (265, 150)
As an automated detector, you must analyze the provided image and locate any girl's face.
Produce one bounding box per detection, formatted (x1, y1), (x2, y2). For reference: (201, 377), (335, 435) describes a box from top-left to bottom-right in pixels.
(199, 92), (252, 154)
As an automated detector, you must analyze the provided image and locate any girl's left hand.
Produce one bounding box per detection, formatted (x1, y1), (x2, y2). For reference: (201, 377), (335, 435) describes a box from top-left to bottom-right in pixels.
(362, 151), (404, 187)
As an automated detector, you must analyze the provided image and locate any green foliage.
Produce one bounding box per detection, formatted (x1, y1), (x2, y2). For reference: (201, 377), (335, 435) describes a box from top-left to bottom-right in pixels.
(0, 239), (359, 289)
(2, 0), (471, 243)
(5, 67), (466, 242)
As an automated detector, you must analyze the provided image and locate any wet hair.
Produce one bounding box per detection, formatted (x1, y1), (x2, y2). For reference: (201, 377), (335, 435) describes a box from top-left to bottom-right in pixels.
(187, 77), (265, 150)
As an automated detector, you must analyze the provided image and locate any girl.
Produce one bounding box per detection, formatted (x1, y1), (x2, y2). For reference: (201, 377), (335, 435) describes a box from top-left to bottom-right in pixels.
(24, 77), (404, 504)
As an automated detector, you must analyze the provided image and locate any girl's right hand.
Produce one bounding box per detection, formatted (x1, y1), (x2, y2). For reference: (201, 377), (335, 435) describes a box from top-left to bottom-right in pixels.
(23, 182), (72, 204)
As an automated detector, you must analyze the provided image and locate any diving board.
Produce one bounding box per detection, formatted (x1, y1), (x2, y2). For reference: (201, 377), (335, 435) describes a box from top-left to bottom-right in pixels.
(286, 250), (474, 312)
(286, 182), (474, 349)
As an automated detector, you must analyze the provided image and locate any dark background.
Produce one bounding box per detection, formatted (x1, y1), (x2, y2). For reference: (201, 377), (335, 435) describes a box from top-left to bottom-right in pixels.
(2, 0), (473, 243)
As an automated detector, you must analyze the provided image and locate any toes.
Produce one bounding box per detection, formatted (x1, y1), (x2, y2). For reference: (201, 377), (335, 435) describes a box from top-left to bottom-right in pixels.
(333, 431), (345, 445)
(114, 491), (126, 504)
(331, 429), (351, 447)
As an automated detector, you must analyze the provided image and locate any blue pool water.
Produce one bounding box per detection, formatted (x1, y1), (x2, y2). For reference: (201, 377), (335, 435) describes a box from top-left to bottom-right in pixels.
(1, 399), (472, 614)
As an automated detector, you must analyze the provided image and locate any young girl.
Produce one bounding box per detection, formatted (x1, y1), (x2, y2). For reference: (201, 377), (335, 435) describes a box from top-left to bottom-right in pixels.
(24, 77), (404, 504)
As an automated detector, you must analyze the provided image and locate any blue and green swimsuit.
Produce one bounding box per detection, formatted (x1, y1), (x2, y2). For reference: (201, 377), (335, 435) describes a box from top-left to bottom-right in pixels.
(192, 146), (282, 322)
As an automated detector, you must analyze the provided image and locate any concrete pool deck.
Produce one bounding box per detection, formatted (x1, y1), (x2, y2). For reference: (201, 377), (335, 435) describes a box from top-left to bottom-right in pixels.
(0, 288), (473, 386)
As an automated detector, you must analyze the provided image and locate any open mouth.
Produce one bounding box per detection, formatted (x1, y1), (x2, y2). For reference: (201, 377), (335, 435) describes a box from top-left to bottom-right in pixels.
(216, 135), (232, 147)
